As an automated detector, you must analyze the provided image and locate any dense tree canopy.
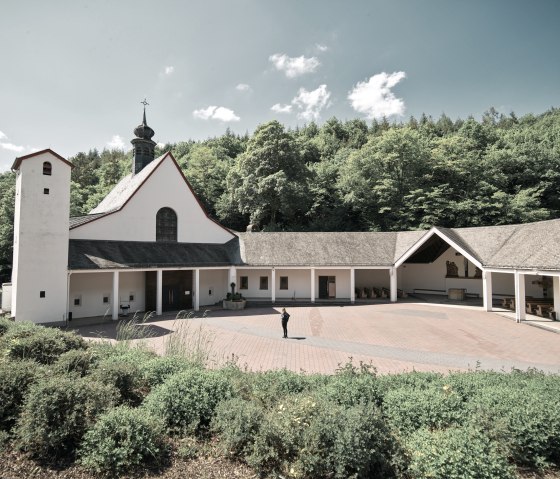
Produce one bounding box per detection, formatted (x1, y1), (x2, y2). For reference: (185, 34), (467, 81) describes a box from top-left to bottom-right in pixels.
(1, 107), (559, 276)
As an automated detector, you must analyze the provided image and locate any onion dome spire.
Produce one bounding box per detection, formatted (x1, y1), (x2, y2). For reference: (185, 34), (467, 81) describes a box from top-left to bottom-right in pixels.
(131, 99), (157, 174)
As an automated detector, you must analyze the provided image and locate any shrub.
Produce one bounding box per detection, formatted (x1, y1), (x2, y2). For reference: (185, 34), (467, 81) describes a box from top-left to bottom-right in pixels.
(140, 355), (201, 387)
(143, 368), (233, 435)
(468, 384), (560, 468)
(245, 394), (399, 478)
(383, 385), (466, 435)
(248, 369), (326, 406)
(52, 348), (99, 377)
(376, 371), (444, 396)
(90, 342), (157, 364)
(0, 359), (43, 432)
(90, 358), (149, 406)
(16, 376), (117, 461)
(404, 427), (515, 479)
(0, 324), (87, 364)
(318, 361), (382, 406)
(212, 397), (265, 457)
(0, 317), (14, 337)
(79, 406), (167, 476)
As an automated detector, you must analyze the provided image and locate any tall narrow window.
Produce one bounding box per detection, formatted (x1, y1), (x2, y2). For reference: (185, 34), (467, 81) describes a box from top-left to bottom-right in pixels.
(156, 207), (178, 242)
(43, 161), (52, 175)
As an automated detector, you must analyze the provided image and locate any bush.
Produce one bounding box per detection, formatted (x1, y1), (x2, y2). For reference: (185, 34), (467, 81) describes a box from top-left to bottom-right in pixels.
(140, 355), (202, 387)
(0, 324), (87, 364)
(212, 397), (265, 457)
(376, 371), (444, 395)
(0, 359), (43, 432)
(16, 376), (117, 461)
(318, 361), (382, 406)
(90, 358), (149, 406)
(248, 369), (326, 406)
(245, 394), (399, 478)
(52, 348), (99, 377)
(468, 384), (560, 468)
(143, 369), (233, 435)
(80, 406), (168, 476)
(0, 317), (14, 337)
(90, 343), (157, 364)
(404, 427), (515, 479)
(383, 385), (466, 435)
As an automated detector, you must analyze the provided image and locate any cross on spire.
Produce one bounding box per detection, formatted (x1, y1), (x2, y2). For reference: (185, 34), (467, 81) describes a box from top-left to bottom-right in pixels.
(140, 98), (149, 125)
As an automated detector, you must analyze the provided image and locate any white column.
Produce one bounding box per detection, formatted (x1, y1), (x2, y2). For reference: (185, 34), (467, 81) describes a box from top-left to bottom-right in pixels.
(156, 269), (163, 316)
(553, 276), (560, 321)
(112, 271), (119, 320)
(350, 268), (355, 304)
(482, 270), (493, 312)
(514, 271), (526, 323)
(271, 269), (276, 304)
(390, 267), (397, 302)
(194, 269), (200, 311)
(229, 266), (237, 290)
(310, 268), (315, 303)
(66, 272), (72, 322)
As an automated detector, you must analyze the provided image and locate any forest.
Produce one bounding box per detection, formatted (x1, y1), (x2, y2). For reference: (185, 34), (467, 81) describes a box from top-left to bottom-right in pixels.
(0, 107), (559, 280)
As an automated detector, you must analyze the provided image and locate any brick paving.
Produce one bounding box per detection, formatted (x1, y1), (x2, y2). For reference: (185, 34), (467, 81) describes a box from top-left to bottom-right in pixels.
(74, 303), (560, 375)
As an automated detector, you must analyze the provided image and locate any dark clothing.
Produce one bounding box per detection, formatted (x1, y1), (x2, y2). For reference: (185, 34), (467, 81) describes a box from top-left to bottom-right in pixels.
(280, 311), (289, 338)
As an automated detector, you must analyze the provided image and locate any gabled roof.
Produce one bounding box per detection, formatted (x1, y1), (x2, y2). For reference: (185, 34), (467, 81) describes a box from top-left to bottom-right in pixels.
(69, 238), (240, 270)
(237, 231), (401, 267)
(11, 148), (74, 171)
(69, 211), (117, 228)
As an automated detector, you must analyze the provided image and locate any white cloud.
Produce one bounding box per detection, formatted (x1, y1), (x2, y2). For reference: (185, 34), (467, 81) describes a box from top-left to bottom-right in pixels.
(316, 43), (328, 52)
(0, 130), (6, 140)
(157, 142), (166, 148)
(192, 106), (240, 122)
(0, 142), (25, 153)
(348, 71), (406, 119)
(164, 66), (175, 75)
(236, 83), (251, 92)
(292, 84), (331, 121)
(271, 103), (293, 114)
(269, 53), (320, 78)
(107, 135), (126, 150)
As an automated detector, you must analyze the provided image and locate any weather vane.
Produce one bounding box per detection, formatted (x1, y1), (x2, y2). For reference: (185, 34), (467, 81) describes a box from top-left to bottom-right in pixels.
(141, 98), (149, 107)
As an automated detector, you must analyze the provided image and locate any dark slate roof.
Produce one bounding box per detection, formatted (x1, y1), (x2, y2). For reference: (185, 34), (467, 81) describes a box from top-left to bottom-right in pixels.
(237, 232), (401, 267)
(69, 238), (239, 270)
(89, 153), (167, 214)
(393, 230), (427, 262)
(69, 211), (116, 229)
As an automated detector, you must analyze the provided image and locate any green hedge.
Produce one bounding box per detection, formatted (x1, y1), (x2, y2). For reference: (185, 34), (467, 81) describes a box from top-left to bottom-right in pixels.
(90, 358), (150, 406)
(80, 406), (168, 476)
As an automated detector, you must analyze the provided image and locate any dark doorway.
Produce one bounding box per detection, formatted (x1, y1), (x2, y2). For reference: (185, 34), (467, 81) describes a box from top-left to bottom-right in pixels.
(145, 270), (193, 311)
(319, 276), (336, 299)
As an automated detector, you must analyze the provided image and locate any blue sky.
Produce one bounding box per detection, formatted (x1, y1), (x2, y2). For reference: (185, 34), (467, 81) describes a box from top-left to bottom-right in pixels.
(1, 0), (559, 171)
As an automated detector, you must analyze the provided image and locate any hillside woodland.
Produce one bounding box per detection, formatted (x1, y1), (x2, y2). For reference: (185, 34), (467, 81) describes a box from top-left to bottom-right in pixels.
(1, 107), (559, 280)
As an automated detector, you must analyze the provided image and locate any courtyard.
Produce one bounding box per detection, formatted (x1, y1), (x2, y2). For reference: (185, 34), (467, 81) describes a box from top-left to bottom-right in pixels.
(71, 302), (560, 375)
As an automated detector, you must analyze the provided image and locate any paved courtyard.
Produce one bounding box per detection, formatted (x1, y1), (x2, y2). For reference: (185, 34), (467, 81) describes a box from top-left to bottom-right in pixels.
(73, 303), (560, 375)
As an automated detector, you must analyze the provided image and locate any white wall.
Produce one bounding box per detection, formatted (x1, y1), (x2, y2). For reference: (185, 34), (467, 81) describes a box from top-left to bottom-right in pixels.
(236, 269), (272, 298)
(12, 152), (71, 323)
(275, 269), (311, 300)
(199, 269), (229, 306)
(70, 157), (233, 244)
(1, 283), (12, 312)
(314, 269), (351, 299)
(69, 271), (146, 319)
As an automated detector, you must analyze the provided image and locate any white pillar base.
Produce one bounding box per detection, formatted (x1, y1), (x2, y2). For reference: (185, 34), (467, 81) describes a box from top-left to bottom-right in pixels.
(271, 269), (276, 304)
(310, 268), (315, 303)
(156, 269), (163, 316)
(194, 269), (200, 311)
(514, 272), (526, 322)
(482, 270), (493, 312)
(350, 268), (355, 304)
(390, 267), (397, 302)
(112, 271), (119, 320)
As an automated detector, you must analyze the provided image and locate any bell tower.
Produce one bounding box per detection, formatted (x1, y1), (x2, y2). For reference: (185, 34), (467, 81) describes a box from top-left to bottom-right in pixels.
(131, 99), (157, 174)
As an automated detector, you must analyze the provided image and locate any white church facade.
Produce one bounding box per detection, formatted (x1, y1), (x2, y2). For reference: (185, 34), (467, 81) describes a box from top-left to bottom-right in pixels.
(6, 112), (560, 325)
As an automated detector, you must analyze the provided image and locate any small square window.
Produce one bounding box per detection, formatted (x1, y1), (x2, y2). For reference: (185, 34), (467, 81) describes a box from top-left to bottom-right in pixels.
(280, 276), (289, 290)
(103, 295), (110, 304)
(39, 291), (45, 298)
(73, 296), (81, 306)
(129, 294), (135, 302)
(260, 276), (268, 290)
(43, 188), (50, 195)
(240, 276), (248, 290)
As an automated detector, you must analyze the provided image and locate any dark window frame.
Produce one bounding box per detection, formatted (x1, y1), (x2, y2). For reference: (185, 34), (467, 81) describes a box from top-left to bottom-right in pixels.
(43, 188), (50, 195)
(280, 276), (289, 290)
(240, 276), (248, 290)
(43, 162), (52, 175)
(259, 276), (268, 290)
(156, 207), (178, 242)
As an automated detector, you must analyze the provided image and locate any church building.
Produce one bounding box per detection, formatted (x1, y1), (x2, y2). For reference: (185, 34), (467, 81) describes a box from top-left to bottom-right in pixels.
(6, 111), (560, 325)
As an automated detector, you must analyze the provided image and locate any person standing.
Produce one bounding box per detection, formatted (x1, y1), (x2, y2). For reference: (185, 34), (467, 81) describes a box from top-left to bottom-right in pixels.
(280, 308), (290, 338)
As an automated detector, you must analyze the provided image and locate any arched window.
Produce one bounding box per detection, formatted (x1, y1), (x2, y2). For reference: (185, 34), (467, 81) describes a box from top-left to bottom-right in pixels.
(43, 161), (52, 175)
(156, 207), (177, 242)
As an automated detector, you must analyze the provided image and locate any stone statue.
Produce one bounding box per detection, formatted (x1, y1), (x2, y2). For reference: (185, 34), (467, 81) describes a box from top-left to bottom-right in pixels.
(446, 260), (459, 277)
